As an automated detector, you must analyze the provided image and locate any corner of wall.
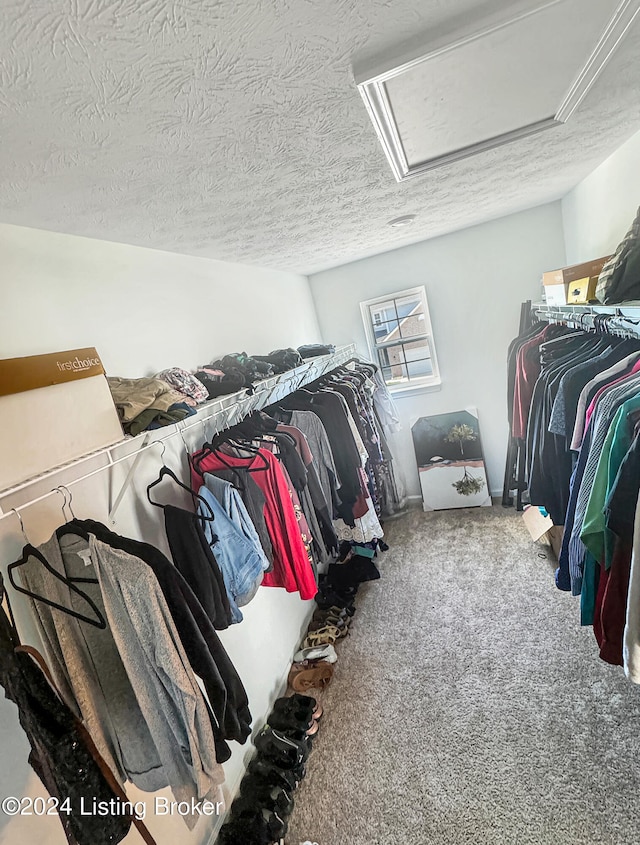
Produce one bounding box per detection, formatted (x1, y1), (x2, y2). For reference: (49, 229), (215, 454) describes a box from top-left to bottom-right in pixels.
(561, 128), (640, 264)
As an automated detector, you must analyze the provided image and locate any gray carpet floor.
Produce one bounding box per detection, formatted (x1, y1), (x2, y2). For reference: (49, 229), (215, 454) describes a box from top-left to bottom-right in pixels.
(286, 504), (640, 845)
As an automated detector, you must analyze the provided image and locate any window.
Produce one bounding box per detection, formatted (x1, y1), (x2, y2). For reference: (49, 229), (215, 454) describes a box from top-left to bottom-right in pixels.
(360, 286), (440, 391)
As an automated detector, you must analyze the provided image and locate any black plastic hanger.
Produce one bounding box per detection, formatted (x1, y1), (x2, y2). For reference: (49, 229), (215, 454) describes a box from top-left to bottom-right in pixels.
(196, 417), (270, 472)
(146, 466), (215, 520)
(8, 544), (107, 629)
(216, 440), (270, 471)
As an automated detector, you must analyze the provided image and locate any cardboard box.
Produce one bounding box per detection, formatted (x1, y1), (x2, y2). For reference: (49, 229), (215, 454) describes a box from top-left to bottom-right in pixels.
(523, 505), (553, 541)
(543, 256), (612, 287)
(522, 505), (564, 560)
(0, 348), (123, 491)
(542, 256), (612, 305)
(544, 283), (572, 306)
(547, 525), (564, 559)
(566, 275), (599, 305)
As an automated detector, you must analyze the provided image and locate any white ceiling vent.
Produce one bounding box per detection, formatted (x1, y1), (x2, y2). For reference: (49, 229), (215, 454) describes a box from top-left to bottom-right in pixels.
(356, 0), (640, 181)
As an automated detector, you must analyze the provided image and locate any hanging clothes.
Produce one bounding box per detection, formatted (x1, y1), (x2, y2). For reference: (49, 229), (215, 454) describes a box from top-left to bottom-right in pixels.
(278, 369), (386, 543)
(505, 309), (640, 679)
(0, 576), (133, 845)
(623, 489), (640, 681)
(203, 473), (271, 564)
(163, 504), (233, 630)
(318, 383), (384, 543)
(20, 535), (161, 791)
(258, 430), (321, 566)
(202, 467), (274, 566)
(595, 427), (640, 665)
(196, 484), (269, 622)
(193, 447), (317, 599)
(73, 519), (252, 759)
(275, 422), (337, 556)
(279, 389), (362, 522)
(19, 533), (224, 826)
(287, 409), (340, 516)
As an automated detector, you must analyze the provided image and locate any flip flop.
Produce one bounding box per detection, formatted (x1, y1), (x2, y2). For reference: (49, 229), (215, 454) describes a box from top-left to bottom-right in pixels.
(288, 661), (334, 692)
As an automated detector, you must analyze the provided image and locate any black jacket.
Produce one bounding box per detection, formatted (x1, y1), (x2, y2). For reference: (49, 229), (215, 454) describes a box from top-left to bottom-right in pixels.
(164, 504), (233, 631)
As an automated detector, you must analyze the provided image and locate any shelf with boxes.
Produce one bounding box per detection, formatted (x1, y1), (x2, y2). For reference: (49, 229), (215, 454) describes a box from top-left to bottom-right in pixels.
(0, 343), (357, 523)
(541, 255), (612, 306)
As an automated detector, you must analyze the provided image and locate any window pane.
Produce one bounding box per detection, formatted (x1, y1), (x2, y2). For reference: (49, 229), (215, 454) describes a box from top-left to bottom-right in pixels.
(377, 343), (406, 368)
(373, 318), (400, 343)
(392, 293), (426, 338)
(377, 344), (407, 384)
(407, 358), (433, 379)
(384, 362), (409, 385)
(399, 311), (427, 338)
(369, 300), (397, 327)
(395, 293), (423, 317)
(394, 292), (422, 312)
(402, 337), (431, 360)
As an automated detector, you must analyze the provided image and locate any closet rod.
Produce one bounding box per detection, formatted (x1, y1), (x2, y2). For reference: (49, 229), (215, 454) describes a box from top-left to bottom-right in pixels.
(0, 344), (358, 524)
(534, 304), (640, 339)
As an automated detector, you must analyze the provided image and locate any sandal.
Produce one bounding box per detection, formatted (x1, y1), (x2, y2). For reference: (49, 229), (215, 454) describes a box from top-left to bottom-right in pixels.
(293, 643), (337, 664)
(308, 616), (348, 634)
(312, 606), (349, 623)
(288, 661), (334, 692)
(301, 625), (341, 649)
(308, 617), (349, 639)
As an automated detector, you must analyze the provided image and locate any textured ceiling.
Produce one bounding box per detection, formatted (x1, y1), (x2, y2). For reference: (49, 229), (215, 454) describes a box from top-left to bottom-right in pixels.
(2, 0), (640, 274)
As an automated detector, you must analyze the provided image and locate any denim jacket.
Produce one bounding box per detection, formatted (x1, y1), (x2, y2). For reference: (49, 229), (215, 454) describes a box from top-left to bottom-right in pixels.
(203, 474), (270, 564)
(198, 486), (267, 623)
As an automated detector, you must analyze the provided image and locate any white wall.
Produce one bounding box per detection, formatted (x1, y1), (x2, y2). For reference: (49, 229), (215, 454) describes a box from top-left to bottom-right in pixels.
(562, 128), (640, 264)
(309, 203), (567, 497)
(0, 223), (320, 370)
(0, 223), (321, 845)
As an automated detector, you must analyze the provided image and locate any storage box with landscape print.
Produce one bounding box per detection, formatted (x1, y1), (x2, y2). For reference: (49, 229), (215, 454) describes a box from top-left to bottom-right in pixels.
(411, 408), (491, 511)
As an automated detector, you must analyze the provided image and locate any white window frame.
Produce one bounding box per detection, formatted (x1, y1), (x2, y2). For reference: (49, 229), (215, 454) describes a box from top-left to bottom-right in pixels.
(360, 286), (441, 394)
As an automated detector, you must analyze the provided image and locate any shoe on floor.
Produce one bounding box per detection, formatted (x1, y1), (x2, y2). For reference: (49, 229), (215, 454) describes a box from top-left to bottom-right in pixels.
(273, 694), (322, 722)
(293, 643), (338, 664)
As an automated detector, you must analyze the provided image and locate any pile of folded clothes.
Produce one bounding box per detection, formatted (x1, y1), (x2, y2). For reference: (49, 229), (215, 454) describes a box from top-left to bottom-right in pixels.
(297, 344), (335, 359)
(107, 376), (199, 436)
(195, 353), (273, 398)
(253, 348), (303, 373)
(108, 344), (339, 435)
(155, 367), (209, 406)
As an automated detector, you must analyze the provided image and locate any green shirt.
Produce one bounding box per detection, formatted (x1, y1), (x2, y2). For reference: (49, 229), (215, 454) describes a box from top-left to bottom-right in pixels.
(580, 395), (640, 624)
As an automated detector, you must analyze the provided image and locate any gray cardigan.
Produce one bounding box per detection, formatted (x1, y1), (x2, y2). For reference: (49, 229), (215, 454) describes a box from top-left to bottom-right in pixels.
(21, 532), (223, 823)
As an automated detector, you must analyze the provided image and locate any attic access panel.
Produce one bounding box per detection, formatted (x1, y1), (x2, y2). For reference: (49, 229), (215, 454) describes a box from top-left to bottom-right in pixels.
(356, 0), (640, 181)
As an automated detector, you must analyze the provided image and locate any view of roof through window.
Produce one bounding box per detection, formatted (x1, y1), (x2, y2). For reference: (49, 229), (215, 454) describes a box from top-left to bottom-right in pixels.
(367, 290), (434, 385)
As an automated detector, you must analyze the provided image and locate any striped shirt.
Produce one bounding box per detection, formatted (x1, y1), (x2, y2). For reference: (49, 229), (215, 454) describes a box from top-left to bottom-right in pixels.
(567, 373), (640, 595)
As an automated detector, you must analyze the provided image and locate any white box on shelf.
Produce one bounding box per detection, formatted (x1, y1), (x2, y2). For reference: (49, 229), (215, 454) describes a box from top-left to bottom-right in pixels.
(0, 348), (123, 492)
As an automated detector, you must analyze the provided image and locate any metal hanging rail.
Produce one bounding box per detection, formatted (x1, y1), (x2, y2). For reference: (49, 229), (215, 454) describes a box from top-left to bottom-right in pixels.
(533, 303), (640, 338)
(0, 344), (357, 524)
